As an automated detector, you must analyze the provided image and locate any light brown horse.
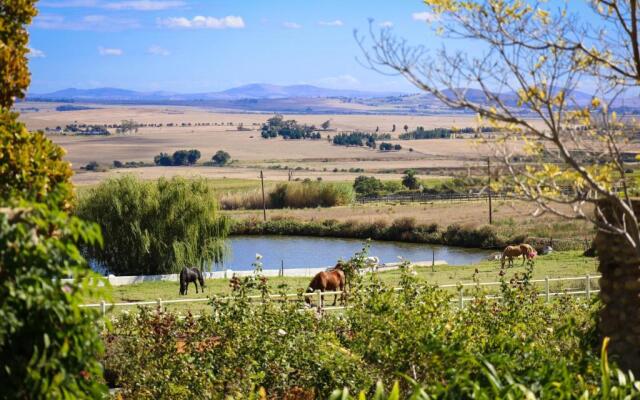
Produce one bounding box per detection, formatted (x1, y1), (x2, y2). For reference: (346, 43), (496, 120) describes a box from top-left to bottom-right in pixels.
(305, 262), (346, 307)
(501, 244), (537, 268)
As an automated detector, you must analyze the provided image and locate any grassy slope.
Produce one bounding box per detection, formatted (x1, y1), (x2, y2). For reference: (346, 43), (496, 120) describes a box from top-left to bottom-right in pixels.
(90, 251), (597, 314)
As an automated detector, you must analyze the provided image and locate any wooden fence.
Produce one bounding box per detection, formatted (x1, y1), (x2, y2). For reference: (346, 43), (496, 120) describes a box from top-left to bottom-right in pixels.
(357, 191), (508, 204)
(82, 274), (601, 316)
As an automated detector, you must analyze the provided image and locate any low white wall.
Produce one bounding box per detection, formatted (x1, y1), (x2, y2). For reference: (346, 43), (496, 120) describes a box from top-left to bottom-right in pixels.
(103, 266), (331, 286)
(67, 260), (447, 286)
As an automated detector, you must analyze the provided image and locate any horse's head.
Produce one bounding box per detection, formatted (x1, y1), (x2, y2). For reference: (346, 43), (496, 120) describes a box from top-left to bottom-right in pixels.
(197, 269), (205, 288)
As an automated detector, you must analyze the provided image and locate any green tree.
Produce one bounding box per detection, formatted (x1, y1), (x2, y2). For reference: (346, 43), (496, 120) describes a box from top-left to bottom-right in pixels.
(361, 0), (640, 372)
(0, 0), (38, 108)
(77, 176), (230, 275)
(212, 150), (231, 166)
(353, 176), (384, 197)
(402, 169), (419, 190)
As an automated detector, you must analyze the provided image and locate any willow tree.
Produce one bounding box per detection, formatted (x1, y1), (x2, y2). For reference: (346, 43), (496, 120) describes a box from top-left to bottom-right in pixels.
(77, 176), (230, 275)
(359, 0), (640, 372)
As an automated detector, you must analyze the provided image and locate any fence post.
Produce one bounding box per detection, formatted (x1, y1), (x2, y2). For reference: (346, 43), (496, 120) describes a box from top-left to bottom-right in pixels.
(100, 300), (106, 317)
(586, 274), (591, 299)
(315, 290), (322, 313)
(545, 276), (550, 302)
(157, 297), (162, 312)
(458, 284), (464, 309)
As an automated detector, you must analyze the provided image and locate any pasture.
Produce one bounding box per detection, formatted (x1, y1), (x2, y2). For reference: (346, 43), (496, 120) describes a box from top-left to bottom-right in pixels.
(88, 251), (597, 315)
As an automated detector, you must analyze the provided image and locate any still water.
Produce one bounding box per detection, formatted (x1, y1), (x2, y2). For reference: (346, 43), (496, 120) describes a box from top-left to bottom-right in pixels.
(217, 235), (491, 271)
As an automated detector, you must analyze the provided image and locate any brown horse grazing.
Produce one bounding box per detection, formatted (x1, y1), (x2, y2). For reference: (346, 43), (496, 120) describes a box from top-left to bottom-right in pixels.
(305, 262), (346, 307)
(501, 244), (537, 268)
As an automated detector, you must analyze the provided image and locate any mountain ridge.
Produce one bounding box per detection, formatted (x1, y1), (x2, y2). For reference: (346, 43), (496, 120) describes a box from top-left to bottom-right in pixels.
(30, 83), (404, 101)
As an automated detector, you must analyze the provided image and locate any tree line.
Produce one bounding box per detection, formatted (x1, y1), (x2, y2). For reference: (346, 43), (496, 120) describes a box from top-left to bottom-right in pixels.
(332, 132), (391, 148)
(398, 126), (501, 140)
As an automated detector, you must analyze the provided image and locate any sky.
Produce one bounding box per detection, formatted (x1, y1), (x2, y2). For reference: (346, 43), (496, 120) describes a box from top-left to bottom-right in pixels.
(27, 0), (598, 94)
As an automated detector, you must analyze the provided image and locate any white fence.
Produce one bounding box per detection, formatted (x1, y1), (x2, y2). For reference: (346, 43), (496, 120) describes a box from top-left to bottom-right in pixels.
(72, 260), (448, 286)
(82, 274), (601, 316)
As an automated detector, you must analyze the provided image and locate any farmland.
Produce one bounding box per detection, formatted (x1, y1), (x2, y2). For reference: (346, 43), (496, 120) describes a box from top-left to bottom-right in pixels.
(18, 102), (539, 185)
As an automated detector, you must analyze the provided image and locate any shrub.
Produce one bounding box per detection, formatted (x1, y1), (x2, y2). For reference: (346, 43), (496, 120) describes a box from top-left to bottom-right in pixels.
(103, 256), (621, 398)
(353, 176), (384, 196)
(76, 176), (230, 275)
(106, 295), (373, 398)
(0, 205), (107, 398)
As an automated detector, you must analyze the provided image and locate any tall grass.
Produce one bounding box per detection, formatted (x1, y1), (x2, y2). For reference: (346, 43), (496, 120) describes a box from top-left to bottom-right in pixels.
(221, 181), (354, 210)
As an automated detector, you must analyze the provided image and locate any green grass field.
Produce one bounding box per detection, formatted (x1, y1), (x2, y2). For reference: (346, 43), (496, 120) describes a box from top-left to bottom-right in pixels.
(88, 251), (598, 315)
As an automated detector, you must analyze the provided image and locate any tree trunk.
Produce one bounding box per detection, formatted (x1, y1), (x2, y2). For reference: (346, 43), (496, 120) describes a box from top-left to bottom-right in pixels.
(594, 198), (640, 374)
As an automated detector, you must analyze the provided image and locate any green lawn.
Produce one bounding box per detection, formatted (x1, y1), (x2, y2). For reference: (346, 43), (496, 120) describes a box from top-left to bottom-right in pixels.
(88, 251), (598, 315)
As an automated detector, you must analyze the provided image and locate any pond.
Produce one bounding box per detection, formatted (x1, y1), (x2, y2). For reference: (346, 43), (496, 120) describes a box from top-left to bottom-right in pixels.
(217, 235), (492, 271)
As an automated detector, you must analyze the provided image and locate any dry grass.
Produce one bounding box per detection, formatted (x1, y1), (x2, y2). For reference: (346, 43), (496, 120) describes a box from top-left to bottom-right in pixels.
(225, 199), (593, 240)
(18, 103), (542, 186)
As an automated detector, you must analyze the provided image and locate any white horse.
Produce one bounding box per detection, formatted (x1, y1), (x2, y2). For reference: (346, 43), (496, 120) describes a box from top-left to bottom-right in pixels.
(364, 256), (380, 273)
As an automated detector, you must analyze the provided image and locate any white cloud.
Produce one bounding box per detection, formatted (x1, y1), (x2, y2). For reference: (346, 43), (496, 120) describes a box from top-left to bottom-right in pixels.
(98, 46), (123, 56)
(28, 47), (46, 58)
(104, 1), (185, 10)
(282, 21), (302, 29)
(40, 0), (99, 7)
(379, 21), (393, 28)
(318, 20), (344, 27)
(40, 0), (184, 10)
(34, 13), (140, 30)
(147, 45), (170, 56)
(157, 15), (245, 29)
(412, 12), (438, 23)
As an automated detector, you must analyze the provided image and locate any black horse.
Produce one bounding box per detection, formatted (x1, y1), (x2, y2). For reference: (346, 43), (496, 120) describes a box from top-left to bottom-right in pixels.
(179, 267), (205, 295)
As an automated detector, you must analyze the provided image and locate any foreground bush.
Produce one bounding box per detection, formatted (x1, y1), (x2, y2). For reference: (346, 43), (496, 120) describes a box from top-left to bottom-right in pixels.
(101, 256), (633, 399)
(0, 205), (107, 398)
(76, 176), (230, 275)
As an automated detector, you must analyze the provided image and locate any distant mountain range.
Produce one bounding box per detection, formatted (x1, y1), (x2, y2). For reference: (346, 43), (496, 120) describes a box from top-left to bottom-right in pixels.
(30, 84), (403, 101)
(26, 84), (640, 115)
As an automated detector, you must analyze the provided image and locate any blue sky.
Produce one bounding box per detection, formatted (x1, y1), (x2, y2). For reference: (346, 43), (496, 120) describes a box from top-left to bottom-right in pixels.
(28, 0), (597, 94)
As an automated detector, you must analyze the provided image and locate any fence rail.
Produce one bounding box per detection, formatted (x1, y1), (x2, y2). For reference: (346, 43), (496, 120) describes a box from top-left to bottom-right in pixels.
(357, 191), (509, 204)
(83, 274), (601, 316)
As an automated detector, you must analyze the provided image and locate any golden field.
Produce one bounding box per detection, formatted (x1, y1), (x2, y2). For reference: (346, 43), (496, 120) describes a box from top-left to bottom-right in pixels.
(18, 102), (540, 185)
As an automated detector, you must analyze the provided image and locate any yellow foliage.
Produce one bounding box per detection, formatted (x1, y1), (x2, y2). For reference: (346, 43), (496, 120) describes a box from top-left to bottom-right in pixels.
(0, 109), (74, 209)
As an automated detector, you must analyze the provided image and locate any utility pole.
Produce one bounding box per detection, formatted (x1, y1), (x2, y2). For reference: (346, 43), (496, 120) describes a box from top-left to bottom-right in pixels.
(487, 158), (493, 225)
(260, 170), (267, 221)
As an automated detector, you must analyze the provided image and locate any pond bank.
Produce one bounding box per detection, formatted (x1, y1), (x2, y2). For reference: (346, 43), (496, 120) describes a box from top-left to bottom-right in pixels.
(231, 217), (588, 252)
